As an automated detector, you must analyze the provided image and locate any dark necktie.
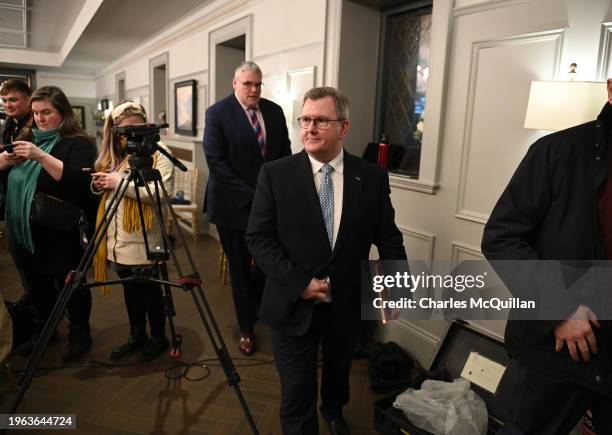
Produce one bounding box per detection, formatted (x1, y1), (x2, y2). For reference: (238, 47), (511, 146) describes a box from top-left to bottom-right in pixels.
(319, 163), (334, 246)
(247, 108), (266, 156)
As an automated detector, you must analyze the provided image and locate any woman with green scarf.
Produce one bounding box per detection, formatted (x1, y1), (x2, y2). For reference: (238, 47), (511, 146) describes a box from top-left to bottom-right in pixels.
(0, 86), (97, 361)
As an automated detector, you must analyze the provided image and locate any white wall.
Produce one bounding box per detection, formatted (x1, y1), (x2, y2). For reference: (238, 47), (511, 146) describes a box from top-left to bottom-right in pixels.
(37, 71), (96, 99)
(36, 71), (97, 137)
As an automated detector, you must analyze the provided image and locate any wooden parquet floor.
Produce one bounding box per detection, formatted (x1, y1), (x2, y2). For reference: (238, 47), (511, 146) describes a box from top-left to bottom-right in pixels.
(0, 235), (382, 434)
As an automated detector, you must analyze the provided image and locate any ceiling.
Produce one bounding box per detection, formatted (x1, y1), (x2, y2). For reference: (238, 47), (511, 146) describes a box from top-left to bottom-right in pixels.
(0, 0), (207, 75)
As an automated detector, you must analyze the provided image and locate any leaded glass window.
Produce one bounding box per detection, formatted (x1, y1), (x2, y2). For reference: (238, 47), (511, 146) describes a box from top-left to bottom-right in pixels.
(377, 5), (432, 177)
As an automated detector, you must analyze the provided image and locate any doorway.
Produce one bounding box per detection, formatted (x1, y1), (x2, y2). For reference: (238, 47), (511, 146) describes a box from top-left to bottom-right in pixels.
(214, 34), (246, 102)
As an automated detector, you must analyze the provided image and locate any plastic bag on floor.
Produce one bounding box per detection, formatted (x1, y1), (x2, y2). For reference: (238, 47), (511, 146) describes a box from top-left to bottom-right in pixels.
(393, 378), (487, 435)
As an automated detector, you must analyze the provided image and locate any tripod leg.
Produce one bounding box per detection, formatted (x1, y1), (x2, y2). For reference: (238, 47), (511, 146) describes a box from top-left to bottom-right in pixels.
(158, 261), (181, 357)
(139, 176), (260, 435)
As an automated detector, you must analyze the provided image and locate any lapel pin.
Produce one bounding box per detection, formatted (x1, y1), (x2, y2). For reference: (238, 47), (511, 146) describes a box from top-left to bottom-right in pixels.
(355, 176), (361, 182)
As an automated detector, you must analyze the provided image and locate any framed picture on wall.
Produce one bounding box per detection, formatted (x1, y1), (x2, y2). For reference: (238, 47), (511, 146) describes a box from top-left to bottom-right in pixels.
(72, 105), (85, 129)
(174, 79), (197, 136)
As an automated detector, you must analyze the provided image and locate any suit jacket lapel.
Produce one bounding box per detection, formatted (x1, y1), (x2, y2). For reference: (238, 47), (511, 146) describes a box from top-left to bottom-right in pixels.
(230, 94), (263, 163)
(332, 151), (362, 259)
(297, 151), (332, 255)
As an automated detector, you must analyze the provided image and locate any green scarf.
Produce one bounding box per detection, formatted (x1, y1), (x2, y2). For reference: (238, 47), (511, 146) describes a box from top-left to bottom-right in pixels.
(6, 128), (62, 252)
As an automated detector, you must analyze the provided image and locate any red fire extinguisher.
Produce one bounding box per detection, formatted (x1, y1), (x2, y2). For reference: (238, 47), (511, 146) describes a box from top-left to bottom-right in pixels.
(377, 134), (389, 168)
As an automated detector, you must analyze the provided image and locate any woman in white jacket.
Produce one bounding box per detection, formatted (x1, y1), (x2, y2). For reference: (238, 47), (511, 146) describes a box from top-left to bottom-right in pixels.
(91, 101), (174, 362)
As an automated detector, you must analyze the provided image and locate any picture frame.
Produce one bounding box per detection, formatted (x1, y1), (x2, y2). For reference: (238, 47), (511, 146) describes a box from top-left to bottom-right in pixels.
(72, 105), (85, 129)
(174, 79), (197, 136)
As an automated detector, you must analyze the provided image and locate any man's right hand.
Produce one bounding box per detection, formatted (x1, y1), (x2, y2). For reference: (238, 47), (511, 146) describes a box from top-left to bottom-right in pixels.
(301, 278), (329, 301)
(554, 304), (600, 362)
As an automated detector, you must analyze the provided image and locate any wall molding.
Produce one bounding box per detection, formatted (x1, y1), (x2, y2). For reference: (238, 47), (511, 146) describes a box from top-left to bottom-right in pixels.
(380, 319), (442, 366)
(455, 29), (564, 224)
(164, 135), (202, 146)
(37, 71), (95, 81)
(170, 68), (208, 83)
(597, 22), (612, 81)
(252, 41), (324, 64)
(450, 241), (484, 267)
(397, 319), (441, 346)
(397, 225), (436, 266)
(453, 0), (531, 17)
(390, 174), (438, 194)
(287, 66), (316, 89)
(126, 84), (149, 94)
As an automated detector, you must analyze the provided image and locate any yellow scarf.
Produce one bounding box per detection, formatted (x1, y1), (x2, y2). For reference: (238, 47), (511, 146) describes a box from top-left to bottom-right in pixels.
(94, 154), (158, 294)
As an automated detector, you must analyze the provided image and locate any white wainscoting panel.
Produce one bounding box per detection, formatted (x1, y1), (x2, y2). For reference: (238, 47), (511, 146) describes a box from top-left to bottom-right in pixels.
(455, 30), (563, 224)
(398, 225), (436, 267)
(287, 66), (316, 153)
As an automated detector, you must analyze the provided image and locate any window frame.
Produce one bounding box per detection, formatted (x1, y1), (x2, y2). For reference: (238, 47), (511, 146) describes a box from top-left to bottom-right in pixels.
(373, 0), (453, 194)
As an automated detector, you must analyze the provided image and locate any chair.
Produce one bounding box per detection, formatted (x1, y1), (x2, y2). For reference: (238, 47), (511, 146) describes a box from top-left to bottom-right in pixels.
(166, 168), (199, 242)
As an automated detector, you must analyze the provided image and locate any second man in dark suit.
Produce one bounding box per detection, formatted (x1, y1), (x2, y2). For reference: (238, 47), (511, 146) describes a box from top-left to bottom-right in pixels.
(203, 61), (291, 355)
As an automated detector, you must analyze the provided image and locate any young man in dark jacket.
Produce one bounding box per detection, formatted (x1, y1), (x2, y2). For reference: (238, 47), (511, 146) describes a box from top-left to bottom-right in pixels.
(482, 82), (612, 433)
(1, 79), (33, 145)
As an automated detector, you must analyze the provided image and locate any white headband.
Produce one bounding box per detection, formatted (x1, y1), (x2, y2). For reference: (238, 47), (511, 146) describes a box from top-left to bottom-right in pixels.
(111, 101), (145, 121)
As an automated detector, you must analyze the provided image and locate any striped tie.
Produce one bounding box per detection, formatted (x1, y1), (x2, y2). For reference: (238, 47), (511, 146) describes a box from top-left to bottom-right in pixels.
(248, 108), (266, 156)
(319, 163), (334, 246)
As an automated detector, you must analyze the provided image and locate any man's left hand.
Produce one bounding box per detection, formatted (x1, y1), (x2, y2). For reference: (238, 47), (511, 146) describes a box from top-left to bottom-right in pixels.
(554, 304), (600, 362)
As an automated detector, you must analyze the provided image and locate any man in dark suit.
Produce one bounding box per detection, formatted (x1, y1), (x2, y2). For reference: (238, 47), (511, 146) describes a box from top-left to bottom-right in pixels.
(203, 61), (291, 355)
(246, 87), (406, 435)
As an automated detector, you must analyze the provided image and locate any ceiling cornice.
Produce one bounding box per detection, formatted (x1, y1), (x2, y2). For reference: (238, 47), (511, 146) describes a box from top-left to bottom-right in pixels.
(0, 0), (104, 67)
(96, 0), (249, 78)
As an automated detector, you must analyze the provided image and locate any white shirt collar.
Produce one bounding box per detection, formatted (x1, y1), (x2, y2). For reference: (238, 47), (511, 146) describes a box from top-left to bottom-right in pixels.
(234, 92), (258, 112)
(309, 148), (344, 175)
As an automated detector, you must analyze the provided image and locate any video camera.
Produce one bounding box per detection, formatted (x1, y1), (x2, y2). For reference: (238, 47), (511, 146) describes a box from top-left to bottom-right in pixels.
(112, 122), (168, 157)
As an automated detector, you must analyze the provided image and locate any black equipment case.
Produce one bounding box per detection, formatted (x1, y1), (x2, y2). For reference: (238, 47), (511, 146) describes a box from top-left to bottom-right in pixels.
(374, 319), (513, 434)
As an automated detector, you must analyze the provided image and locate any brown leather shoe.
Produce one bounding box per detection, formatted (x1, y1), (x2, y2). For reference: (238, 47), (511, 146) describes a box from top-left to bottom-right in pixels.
(238, 335), (255, 356)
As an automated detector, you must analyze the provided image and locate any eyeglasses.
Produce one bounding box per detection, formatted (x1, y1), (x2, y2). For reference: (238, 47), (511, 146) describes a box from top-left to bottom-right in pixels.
(297, 117), (345, 129)
(237, 80), (264, 90)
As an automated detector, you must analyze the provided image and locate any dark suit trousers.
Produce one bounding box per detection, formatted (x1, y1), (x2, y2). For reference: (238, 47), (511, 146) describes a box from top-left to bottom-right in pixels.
(497, 359), (612, 434)
(217, 226), (263, 335)
(271, 303), (357, 435)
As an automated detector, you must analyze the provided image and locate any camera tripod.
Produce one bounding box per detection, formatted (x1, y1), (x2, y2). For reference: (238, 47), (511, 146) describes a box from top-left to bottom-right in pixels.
(6, 143), (260, 434)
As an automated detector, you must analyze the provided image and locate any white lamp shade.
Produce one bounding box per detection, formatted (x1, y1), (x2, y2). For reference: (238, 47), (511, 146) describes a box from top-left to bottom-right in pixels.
(524, 81), (607, 131)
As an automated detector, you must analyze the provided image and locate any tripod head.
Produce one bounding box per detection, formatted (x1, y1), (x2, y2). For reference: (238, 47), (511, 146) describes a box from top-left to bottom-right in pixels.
(112, 122), (188, 172)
